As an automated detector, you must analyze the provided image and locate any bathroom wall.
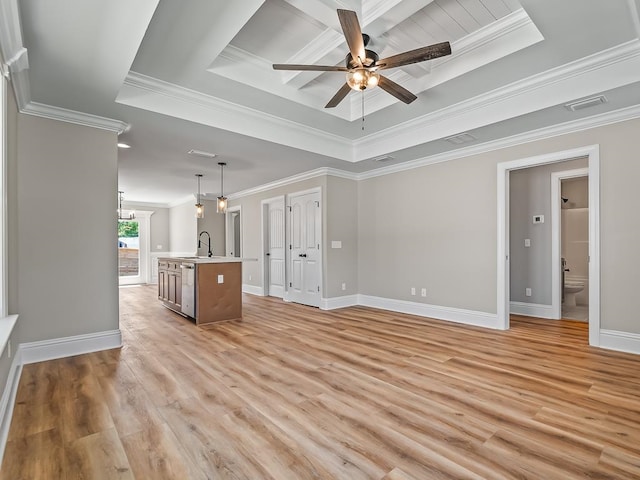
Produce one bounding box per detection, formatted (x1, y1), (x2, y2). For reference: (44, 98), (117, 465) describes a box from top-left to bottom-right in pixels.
(562, 177), (589, 305)
(509, 158), (588, 305)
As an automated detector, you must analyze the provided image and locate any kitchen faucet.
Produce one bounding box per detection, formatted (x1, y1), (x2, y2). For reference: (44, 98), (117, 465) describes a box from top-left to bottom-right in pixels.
(198, 231), (213, 257)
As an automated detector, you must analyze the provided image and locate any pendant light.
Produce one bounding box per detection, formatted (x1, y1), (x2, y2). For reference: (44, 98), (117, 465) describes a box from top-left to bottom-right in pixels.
(117, 191), (135, 220)
(217, 162), (227, 214)
(195, 174), (204, 218)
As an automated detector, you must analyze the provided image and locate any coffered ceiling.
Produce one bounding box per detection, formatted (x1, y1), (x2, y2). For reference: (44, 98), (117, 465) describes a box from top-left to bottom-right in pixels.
(2, 0), (640, 204)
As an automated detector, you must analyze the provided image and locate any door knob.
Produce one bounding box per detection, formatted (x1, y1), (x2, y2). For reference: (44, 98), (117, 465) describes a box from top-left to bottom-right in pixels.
(299, 253), (307, 257)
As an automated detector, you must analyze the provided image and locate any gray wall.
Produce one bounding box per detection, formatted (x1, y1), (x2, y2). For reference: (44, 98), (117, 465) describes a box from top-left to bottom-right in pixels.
(196, 199), (225, 256)
(358, 157), (497, 312)
(16, 114), (119, 343)
(509, 158), (587, 304)
(358, 118), (640, 334)
(325, 176), (358, 297)
(169, 200), (197, 253)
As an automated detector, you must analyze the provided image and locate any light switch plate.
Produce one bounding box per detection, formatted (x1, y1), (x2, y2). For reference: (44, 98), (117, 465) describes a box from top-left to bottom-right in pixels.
(217, 274), (224, 284)
(533, 215), (544, 224)
(524, 239), (531, 247)
(331, 240), (342, 249)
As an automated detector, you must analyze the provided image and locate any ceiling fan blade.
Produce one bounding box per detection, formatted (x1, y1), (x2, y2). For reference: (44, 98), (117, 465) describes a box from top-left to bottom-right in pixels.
(325, 83), (352, 108)
(337, 9), (365, 66)
(378, 75), (417, 104)
(273, 64), (348, 72)
(377, 42), (451, 70)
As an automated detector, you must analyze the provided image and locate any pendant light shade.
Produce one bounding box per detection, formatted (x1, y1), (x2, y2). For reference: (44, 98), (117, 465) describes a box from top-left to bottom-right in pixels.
(195, 174), (204, 218)
(217, 162), (227, 214)
(117, 191), (135, 220)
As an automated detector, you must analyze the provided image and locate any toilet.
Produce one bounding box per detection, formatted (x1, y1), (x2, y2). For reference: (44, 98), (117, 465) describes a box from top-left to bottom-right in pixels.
(564, 280), (584, 307)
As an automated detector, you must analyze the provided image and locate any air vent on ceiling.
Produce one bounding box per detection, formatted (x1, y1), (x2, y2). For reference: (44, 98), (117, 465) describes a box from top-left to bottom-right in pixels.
(445, 132), (476, 145)
(371, 155), (395, 162)
(565, 95), (607, 112)
(188, 149), (217, 158)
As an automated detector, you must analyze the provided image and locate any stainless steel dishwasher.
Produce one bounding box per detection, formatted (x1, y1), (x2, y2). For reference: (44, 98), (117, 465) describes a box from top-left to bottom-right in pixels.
(180, 262), (196, 317)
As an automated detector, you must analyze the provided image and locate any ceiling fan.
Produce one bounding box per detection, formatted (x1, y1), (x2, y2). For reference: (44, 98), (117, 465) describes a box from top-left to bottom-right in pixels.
(273, 9), (451, 108)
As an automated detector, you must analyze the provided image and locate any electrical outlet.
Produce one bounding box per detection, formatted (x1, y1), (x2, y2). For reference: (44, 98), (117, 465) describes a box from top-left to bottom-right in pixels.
(421, 288), (427, 297)
(217, 274), (224, 284)
(524, 238), (531, 247)
(341, 282), (346, 291)
(411, 287), (416, 296)
(525, 288), (532, 297)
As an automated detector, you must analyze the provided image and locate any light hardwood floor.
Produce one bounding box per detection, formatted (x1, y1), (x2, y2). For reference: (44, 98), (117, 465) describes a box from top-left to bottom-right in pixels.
(2, 285), (640, 479)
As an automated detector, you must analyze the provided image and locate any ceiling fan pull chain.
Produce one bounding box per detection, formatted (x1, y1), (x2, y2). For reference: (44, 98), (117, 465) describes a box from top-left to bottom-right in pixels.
(361, 90), (365, 131)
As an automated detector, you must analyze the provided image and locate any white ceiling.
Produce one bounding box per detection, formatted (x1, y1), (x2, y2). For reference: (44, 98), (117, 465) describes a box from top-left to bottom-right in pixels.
(2, 0), (640, 205)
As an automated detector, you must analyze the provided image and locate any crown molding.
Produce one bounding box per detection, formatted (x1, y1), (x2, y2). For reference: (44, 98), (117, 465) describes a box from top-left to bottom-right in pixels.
(119, 71), (354, 161)
(358, 103), (640, 180)
(21, 102), (129, 134)
(354, 38), (640, 161)
(225, 103), (640, 200)
(228, 167), (358, 201)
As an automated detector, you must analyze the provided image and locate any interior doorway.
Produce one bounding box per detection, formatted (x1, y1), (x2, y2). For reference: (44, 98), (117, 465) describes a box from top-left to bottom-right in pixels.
(118, 210), (152, 285)
(552, 169), (589, 321)
(497, 145), (600, 346)
(225, 206), (242, 257)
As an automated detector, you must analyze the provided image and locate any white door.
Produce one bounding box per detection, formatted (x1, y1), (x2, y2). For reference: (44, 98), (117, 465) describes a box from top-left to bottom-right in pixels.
(263, 197), (286, 298)
(288, 191), (321, 307)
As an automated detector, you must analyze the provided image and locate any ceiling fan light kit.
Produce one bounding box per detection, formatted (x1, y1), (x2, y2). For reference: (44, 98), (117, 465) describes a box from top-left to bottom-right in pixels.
(273, 9), (451, 108)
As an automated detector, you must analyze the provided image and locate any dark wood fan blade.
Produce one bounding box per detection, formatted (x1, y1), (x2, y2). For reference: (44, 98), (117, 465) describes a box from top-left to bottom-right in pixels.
(273, 64), (348, 72)
(325, 83), (352, 108)
(377, 42), (451, 70)
(378, 75), (417, 104)
(337, 9), (365, 66)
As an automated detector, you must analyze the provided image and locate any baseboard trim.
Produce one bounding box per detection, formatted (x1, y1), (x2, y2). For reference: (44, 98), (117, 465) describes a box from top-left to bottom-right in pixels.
(510, 301), (556, 319)
(320, 295), (359, 310)
(242, 284), (264, 296)
(20, 329), (123, 365)
(0, 349), (23, 465)
(599, 329), (640, 355)
(357, 295), (500, 329)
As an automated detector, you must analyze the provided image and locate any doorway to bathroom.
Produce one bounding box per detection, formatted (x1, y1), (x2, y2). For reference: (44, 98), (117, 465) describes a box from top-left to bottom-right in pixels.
(497, 144), (600, 347)
(552, 170), (589, 321)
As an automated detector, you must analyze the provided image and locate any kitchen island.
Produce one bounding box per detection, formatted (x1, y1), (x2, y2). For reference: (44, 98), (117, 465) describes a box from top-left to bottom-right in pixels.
(158, 256), (248, 325)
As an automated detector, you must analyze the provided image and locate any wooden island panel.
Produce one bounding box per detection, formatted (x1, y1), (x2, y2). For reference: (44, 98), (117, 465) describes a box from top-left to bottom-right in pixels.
(195, 262), (242, 324)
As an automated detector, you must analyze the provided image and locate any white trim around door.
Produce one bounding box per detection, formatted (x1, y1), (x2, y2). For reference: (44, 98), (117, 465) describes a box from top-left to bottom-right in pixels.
(497, 145), (600, 346)
(550, 168), (589, 320)
(225, 205), (242, 258)
(118, 210), (153, 286)
(261, 195), (286, 298)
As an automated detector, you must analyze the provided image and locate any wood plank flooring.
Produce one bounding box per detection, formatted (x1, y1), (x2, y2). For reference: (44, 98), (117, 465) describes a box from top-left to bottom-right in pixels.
(2, 285), (640, 479)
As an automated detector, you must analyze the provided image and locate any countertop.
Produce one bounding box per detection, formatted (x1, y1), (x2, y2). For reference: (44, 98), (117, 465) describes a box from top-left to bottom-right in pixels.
(159, 256), (257, 264)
